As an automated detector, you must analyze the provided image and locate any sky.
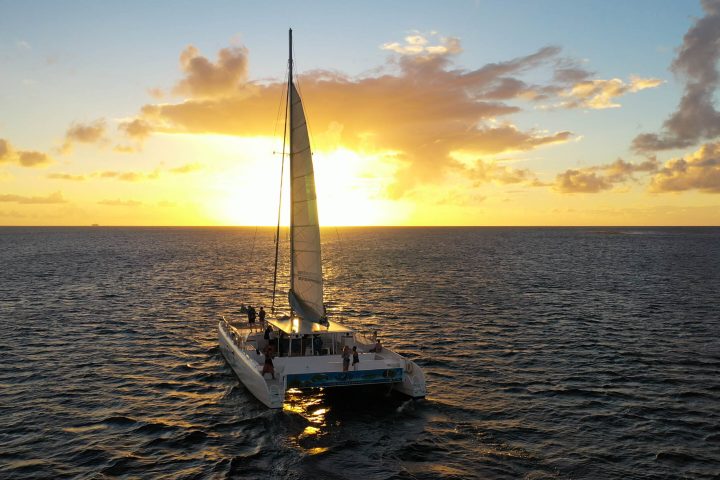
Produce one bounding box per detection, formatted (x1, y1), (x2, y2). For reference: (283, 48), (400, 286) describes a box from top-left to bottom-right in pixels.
(1, 0), (719, 226)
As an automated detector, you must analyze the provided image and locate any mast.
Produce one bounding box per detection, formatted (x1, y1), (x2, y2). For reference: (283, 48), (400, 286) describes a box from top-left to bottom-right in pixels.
(271, 30), (293, 314)
(288, 28), (295, 315)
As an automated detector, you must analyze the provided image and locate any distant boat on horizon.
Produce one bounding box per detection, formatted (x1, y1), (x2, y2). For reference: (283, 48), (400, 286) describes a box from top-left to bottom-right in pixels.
(217, 30), (427, 409)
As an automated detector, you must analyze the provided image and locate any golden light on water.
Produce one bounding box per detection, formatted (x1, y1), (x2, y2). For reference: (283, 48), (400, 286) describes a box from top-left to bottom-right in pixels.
(306, 447), (330, 455)
(301, 426), (320, 436)
(283, 388), (329, 449)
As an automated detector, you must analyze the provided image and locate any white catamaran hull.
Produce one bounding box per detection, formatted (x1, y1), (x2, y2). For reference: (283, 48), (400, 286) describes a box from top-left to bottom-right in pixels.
(219, 319), (426, 408)
(218, 322), (284, 408)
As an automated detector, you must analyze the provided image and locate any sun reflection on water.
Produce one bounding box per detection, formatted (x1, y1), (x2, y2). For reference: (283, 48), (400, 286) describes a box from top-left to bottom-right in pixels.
(282, 388), (330, 452)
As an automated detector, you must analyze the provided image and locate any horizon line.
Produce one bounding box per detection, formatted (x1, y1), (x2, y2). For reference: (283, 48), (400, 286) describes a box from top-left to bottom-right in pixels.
(1, 225), (719, 228)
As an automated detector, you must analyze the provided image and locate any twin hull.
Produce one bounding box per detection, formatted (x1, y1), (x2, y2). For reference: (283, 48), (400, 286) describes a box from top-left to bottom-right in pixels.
(218, 321), (426, 408)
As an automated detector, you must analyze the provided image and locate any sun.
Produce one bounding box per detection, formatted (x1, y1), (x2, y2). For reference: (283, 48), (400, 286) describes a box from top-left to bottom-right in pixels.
(194, 134), (408, 226)
(314, 148), (397, 226)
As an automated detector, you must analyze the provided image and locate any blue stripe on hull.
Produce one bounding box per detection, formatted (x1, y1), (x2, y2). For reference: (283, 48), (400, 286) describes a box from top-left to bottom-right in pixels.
(287, 368), (403, 389)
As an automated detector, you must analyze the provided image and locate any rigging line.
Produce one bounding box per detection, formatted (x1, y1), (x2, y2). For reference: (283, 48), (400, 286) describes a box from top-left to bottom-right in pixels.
(271, 63), (289, 145)
(271, 57), (291, 315)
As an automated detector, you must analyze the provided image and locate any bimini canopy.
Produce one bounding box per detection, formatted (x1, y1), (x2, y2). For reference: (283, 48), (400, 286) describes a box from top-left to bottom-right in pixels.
(269, 316), (353, 335)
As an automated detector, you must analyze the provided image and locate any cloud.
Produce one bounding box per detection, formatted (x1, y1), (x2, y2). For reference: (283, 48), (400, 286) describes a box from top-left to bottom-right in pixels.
(18, 151), (52, 167)
(47, 164), (189, 182)
(560, 76), (663, 109)
(467, 125), (571, 153)
(98, 199), (142, 206)
(131, 38), (589, 196)
(633, 0), (720, 151)
(119, 118), (152, 140)
(0, 191), (66, 204)
(172, 45), (249, 98)
(169, 163), (202, 174)
(112, 145), (139, 153)
(96, 169), (160, 182)
(381, 33), (462, 56)
(147, 87), (165, 99)
(650, 141), (720, 193)
(119, 34), (663, 196)
(554, 169), (613, 193)
(114, 118), (153, 153)
(0, 138), (53, 168)
(553, 66), (594, 83)
(47, 173), (86, 181)
(459, 157), (541, 187)
(60, 119), (107, 154)
(554, 158), (659, 193)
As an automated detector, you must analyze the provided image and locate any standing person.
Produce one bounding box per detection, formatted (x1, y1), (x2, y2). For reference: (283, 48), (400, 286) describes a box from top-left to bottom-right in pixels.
(263, 324), (273, 351)
(352, 346), (359, 370)
(259, 306), (266, 325)
(341, 345), (351, 372)
(312, 335), (322, 355)
(262, 345), (275, 380)
(248, 306), (257, 325)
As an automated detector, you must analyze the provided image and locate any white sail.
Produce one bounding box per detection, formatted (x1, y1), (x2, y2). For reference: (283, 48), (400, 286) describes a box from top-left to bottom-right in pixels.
(289, 82), (324, 322)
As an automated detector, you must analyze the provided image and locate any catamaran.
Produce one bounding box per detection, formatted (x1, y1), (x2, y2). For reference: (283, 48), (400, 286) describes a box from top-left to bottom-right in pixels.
(218, 30), (427, 408)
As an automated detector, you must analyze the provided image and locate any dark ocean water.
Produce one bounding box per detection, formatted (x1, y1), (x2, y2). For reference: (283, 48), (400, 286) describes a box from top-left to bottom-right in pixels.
(1, 226), (719, 479)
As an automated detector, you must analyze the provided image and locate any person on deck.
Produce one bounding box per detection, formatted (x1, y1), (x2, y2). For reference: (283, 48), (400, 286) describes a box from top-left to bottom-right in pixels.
(369, 339), (382, 353)
(312, 335), (322, 355)
(240, 304), (248, 314)
(259, 306), (266, 324)
(262, 345), (275, 380)
(263, 324), (273, 351)
(248, 306), (257, 325)
(352, 346), (359, 370)
(341, 345), (351, 372)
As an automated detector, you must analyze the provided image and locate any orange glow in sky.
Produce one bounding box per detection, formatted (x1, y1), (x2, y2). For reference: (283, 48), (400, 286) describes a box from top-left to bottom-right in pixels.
(1, 2), (718, 225)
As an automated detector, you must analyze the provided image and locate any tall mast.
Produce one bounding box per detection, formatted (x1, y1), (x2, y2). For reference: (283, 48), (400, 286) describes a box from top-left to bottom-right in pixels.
(288, 28), (295, 314)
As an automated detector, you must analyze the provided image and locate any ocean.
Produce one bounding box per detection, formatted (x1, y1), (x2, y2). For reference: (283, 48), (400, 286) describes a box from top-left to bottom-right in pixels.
(1, 227), (719, 479)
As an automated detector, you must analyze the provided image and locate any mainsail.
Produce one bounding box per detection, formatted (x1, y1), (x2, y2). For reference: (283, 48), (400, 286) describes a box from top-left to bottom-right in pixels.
(288, 72), (324, 322)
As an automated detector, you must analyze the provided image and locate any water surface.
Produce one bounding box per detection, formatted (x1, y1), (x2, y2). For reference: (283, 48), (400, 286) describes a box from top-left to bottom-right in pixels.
(1, 227), (719, 479)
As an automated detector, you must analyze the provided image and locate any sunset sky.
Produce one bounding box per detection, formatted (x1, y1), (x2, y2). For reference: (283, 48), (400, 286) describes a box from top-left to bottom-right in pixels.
(2, 0), (719, 226)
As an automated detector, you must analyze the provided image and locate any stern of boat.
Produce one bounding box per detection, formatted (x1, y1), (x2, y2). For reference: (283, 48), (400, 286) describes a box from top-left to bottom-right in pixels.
(393, 358), (427, 399)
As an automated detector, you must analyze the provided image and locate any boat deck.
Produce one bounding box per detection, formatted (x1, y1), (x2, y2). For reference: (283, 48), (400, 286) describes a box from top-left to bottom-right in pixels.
(219, 315), (427, 402)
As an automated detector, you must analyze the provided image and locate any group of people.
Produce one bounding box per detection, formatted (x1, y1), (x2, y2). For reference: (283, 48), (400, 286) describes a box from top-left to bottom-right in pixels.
(339, 331), (382, 372)
(240, 304), (266, 327)
(252, 318), (385, 378)
(341, 345), (360, 372)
